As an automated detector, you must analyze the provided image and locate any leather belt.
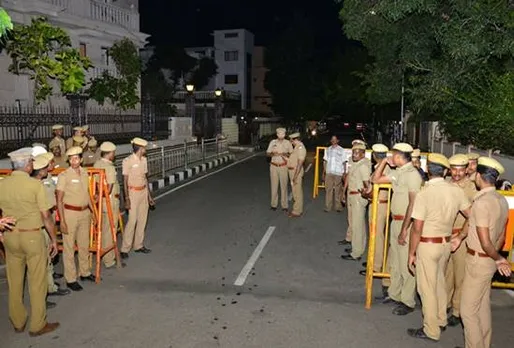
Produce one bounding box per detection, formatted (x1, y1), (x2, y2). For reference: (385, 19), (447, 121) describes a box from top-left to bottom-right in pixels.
(392, 215), (405, 221)
(379, 199), (388, 204)
(114, 194), (120, 198)
(452, 228), (462, 235)
(348, 191), (360, 195)
(467, 247), (488, 258)
(64, 204), (89, 211)
(270, 162), (287, 167)
(420, 236), (451, 244)
(17, 227), (41, 232)
(288, 167), (295, 170)
(129, 185), (146, 191)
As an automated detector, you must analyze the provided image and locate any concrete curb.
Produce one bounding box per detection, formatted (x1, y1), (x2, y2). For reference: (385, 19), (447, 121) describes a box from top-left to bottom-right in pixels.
(148, 154), (235, 192)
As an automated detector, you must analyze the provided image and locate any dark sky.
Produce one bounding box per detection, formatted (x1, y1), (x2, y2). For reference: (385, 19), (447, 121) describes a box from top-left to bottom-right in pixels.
(140, 0), (345, 47)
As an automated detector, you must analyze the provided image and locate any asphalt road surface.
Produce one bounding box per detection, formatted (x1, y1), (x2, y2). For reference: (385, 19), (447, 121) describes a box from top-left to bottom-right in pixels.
(1, 154), (513, 348)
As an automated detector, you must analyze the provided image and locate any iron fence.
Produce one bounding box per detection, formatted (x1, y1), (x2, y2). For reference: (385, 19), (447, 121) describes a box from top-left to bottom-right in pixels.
(0, 103), (171, 157)
(114, 137), (229, 180)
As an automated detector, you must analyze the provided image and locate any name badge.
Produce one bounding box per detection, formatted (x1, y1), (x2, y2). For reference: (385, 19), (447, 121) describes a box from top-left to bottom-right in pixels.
(71, 179), (80, 183)
(132, 164), (139, 168)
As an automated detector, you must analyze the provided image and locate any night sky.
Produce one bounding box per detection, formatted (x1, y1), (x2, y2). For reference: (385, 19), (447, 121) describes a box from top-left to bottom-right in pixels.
(140, 0), (345, 47)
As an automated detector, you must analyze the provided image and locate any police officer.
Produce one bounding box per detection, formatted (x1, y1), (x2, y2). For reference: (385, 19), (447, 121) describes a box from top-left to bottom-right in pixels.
(266, 128), (293, 211)
(287, 133), (306, 217)
(121, 137), (155, 258)
(83, 139), (100, 167)
(32, 154), (71, 297)
(407, 153), (470, 341)
(323, 135), (347, 212)
(49, 139), (69, 169)
(0, 148), (60, 336)
(453, 157), (510, 348)
(94, 142), (122, 268)
(65, 126), (85, 149)
(466, 153), (480, 182)
(56, 146), (95, 291)
(412, 149), (428, 182)
(341, 143), (371, 261)
(50, 124), (66, 156)
(445, 154), (477, 327)
(372, 143), (422, 315)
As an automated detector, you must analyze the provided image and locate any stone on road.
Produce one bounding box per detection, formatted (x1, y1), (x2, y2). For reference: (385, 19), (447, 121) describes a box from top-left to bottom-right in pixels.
(1, 154), (513, 347)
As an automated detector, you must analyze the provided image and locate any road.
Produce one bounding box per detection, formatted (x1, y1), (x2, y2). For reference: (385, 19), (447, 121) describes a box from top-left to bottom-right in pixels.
(1, 153), (513, 348)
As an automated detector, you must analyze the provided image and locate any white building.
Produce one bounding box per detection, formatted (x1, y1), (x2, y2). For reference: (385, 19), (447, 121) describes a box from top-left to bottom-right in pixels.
(0, 0), (148, 107)
(184, 29), (254, 110)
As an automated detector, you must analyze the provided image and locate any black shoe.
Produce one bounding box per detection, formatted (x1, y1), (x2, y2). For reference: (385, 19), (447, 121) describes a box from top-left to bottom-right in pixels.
(270, 207), (277, 211)
(406, 328), (437, 341)
(447, 315), (462, 327)
(46, 301), (56, 309)
(341, 254), (361, 261)
(440, 326), (447, 332)
(79, 274), (96, 282)
(120, 252), (129, 259)
(52, 273), (63, 280)
(337, 240), (351, 246)
(345, 247), (352, 253)
(67, 282), (83, 292)
(393, 303), (415, 316)
(359, 270), (367, 276)
(48, 288), (71, 297)
(362, 262), (367, 268)
(382, 296), (399, 305)
(135, 246), (152, 254)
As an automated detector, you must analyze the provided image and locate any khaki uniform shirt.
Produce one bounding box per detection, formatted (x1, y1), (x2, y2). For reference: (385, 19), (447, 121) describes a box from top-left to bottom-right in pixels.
(56, 167), (90, 207)
(94, 158), (120, 198)
(411, 178), (470, 237)
(373, 163), (391, 201)
(53, 156), (69, 170)
(287, 142), (306, 170)
(0, 171), (51, 229)
(83, 149), (101, 167)
(467, 187), (509, 254)
(50, 136), (66, 156)
(266, 139), (293, 166)
(387, 162), (423, 216)
(66, 137), (87, 150)
(122, 154), (148, 187)
(348, 158), (371, 192)
(452, 178), (477, 229)
(42, 174), (57, 209)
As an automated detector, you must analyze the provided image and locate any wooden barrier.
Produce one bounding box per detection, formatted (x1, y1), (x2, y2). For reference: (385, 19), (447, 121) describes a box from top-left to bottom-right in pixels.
(0, 168), (123, 284)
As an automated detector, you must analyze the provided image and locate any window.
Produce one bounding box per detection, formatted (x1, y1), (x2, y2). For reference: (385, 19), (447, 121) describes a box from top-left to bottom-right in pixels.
(79, 43), (87, 57)
(101, 47), (109, 66)
(224, 32), (239, 38)
(224, 51), (239, 61)
(224, 74), (238, 84)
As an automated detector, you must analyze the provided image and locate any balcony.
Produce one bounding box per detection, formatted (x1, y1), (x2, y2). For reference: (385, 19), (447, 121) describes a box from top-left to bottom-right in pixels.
(40, 0), (139, 32)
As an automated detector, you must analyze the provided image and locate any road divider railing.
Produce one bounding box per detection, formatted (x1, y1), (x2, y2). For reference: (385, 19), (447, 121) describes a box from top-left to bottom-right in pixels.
(365, 186), (514, 309)
(0, 168), (123, 283)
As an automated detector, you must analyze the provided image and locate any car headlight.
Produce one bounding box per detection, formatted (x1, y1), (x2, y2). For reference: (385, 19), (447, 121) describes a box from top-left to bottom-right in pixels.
(311, 130), (317, 136)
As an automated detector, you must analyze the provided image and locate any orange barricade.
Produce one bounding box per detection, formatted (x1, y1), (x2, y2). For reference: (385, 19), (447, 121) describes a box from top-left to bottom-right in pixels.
(0, 168), (123, 284)
(365, 185), (514, 309)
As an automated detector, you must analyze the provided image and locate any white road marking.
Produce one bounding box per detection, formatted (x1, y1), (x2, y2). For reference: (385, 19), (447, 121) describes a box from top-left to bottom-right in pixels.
(153, 153), (259, 201)
(305, 163), (312, 173)
(504, 290), (514, 298)
(234, 226), (276, 286)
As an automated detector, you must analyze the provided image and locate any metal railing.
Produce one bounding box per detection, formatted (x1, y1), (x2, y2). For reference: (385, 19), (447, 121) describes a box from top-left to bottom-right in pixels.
(114, 138), (229, 180)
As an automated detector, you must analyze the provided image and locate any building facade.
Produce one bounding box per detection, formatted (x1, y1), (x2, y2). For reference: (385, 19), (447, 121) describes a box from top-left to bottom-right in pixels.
(0, 0), (148, 107)
(184, 29), (254, 110)
(251, 46), (272, 114)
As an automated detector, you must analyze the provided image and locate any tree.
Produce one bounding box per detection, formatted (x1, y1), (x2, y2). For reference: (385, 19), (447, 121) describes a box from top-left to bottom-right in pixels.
(5, 17), (91, 103)
(341, 0), (514, 151)
(0, 7), (13, 39)
(87, 38), (141, 110)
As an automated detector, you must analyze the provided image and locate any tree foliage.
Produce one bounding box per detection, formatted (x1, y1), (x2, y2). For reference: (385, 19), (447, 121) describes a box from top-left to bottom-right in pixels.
(87, 38), (141, 110)
(0, 7), (13, 39)
(5, 17), (91, 103)
(341, 0), (514, 151)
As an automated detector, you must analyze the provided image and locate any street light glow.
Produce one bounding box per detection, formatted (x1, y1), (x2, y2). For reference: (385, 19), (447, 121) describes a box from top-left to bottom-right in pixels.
(215, 88), (222, 97)
(186, 84), (195, 92)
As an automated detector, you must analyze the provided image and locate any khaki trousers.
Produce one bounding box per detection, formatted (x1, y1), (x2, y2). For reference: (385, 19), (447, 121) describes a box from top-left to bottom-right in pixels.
(348, 194), (367, 258)
(325, 174), (343, 211)
(62, 209), (91, 283)
(101, 198), (119, 267)
(368, 201), (388, 272)
(121, 189), (149, 252)
(3, 230), (48, 332)
(416, 242), (451, 340)
(445, 240), (467, 317)
(388, 220), (416, 308)
(345, 205), (352, 242)
(42, 230), (58, 293)
(270, 164), (289, 209)
(289, 169), (304, 215)
(460, 254), (496, 348)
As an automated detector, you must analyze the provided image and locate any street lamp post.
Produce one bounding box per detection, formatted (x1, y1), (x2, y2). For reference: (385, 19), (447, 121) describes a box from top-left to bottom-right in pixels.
(185, 84), (195, 137)
(214, 88), (223, 137)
